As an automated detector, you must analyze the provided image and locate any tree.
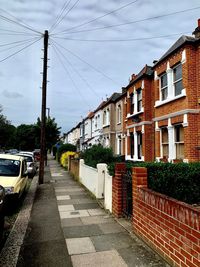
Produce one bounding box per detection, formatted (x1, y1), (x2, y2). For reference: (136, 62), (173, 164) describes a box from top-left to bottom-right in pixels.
(0, 105), (16, 149)
(36, 117), (61, 151)
(15, 124), (37, 151)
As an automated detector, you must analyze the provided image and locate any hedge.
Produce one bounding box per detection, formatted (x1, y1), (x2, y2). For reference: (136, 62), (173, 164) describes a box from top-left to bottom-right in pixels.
(109, 161), (200, 205)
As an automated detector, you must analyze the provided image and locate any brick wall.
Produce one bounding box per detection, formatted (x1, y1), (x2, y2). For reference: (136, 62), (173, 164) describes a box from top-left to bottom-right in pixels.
(68, 157), (79, 180)
(112, 163), (126, 217)
(132, 167), (200, 267)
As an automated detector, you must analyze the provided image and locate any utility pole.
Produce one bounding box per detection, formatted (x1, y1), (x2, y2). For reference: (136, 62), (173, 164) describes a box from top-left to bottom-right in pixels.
(39, 30), (49, 184)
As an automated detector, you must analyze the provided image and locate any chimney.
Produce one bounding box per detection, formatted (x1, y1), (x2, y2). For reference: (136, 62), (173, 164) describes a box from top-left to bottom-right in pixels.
(192, 19), (200, 38)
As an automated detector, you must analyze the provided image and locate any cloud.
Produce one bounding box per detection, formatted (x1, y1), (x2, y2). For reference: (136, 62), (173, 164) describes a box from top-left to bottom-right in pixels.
(2, 90), (23, 99)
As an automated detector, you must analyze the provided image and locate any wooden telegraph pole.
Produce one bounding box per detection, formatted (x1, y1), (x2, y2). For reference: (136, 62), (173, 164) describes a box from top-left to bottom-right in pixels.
(39, 30), (49, 184)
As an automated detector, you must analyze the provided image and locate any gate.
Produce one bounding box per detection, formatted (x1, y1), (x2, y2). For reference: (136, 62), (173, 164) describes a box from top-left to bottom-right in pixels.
(121, 169), (133, 219)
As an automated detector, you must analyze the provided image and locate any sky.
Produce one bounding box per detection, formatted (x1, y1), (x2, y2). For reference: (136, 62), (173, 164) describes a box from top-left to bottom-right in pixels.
(0, 0), (200, 134)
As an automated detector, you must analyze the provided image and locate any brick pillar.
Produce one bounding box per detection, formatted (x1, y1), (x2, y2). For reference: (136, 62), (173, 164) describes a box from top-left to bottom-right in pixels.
(112, 163), (126, 217)
(132, 167), (147, 215)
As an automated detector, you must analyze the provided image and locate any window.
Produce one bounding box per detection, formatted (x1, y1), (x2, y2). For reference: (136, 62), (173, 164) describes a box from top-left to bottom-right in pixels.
(103, 110), (106, 125)
(117, 104), (121, 123)
(160, 73), (168, 100)
(137, 89), (142, 112)
(107, 109), (110, 125)
(173, 63), (183, 96)
(118, 135), (122, 155)
(175, 125), (184, 159)
(137, 132), (142, 159)
(161, 127), (168, 158)
(130, 133), (134, 158)
(130, 93), (134, 114)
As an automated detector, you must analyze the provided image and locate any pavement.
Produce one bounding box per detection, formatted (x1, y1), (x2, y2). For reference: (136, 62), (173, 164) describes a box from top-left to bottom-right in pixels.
(0, 156), (170, 267)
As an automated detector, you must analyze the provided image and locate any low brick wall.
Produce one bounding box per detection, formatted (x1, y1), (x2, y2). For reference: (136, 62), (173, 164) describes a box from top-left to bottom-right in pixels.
(132, 167), (200, 267)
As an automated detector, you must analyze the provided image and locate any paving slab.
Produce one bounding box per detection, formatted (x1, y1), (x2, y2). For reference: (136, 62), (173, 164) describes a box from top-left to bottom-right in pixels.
(71, 250), (127, 267)
(58, 205), (75, 211)
(57, 198), (96, 205)
(73, 203), (99, 210)
(56, 195), (71, 200)
(98, 222), (126, 234)
(117, 246), (169, 267)
(80, 215), (115, 225)
(70, 194), (90, 199)
(91, 232), (134, 251)
(63, 224), (103, 238)
(87, 208), (106, 216)
(66, 237), (96, 255)
(59, 209), (90, 219)
(61, 218), (83, 227)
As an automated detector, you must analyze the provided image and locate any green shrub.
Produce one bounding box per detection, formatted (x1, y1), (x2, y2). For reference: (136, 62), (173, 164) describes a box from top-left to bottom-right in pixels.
(81, 144), (115, 168)
(57, 143), (76, 162)
(124, 161), (200, 205)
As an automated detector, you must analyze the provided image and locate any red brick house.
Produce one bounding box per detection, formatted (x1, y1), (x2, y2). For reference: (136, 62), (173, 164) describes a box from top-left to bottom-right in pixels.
(124, 20), (200, 163)
(124, 65), (154, 161)
(153, 20), (200, 162)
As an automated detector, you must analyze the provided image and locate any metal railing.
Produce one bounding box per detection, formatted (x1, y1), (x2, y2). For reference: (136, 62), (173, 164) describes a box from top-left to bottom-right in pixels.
(121, 169), (133, 219)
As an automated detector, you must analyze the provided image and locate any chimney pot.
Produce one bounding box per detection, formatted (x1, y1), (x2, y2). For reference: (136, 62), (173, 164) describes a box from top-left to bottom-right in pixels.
(192, 19), (200, 38)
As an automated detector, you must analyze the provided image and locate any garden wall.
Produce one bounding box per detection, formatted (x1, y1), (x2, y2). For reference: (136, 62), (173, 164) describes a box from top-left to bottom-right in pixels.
(133, 167), (200, 267)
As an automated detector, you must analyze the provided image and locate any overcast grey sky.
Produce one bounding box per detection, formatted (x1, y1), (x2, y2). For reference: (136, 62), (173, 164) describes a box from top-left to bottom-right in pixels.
(0, 0), (199, 133)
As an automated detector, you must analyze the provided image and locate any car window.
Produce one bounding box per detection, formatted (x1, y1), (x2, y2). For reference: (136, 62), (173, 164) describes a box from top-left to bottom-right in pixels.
(0, 159), (21, 176)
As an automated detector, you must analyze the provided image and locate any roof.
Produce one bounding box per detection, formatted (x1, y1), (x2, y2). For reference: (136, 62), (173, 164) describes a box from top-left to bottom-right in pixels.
(0, 153), (24, 161)
(154, 35), (199, 67)
(126, 65), (153, 88)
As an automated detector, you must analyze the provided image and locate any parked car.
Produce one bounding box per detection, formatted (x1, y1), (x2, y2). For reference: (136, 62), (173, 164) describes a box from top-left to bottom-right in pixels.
(0, 154), (28, 213)
(0, 185), (5, 241)
(17, 153), (37, 178)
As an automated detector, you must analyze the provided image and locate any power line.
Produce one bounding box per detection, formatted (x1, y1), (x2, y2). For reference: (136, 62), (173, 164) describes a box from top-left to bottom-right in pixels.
(51, 42), (92, 110)
(0, 28), (41, 36)
(0, 13), (42, 35)
(0, 37), (40, 53)
(50, 0), (81, 33)
(54, 0), (140, 35)
(54, 31), (190, 42)
(53, 6), (200, 36)
(52, 39), (120, 85)
(0, 7), (41, 34)
(51, 39), (101, 100)
(0, 37), (41, 48)
(0, 37), (42, 63)
(49, 0), (72, 32)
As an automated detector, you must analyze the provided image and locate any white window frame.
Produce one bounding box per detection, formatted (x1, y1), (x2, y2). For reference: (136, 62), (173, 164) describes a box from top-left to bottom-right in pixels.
(117, 104), (121, 124)
(160, 73), (168, 101)
(173, 63), (183, 97)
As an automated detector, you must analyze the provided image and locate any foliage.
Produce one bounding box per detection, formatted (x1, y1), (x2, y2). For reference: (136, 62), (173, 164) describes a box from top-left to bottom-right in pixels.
(120, 161), (200, 205)
(0, 105), (16, 149)
(57, 143), (76, 162)
(80, 144), (115, 168)
(60, 151), (76, 168)
(36, 117), (61, 151)
(15, 124), (38, 151)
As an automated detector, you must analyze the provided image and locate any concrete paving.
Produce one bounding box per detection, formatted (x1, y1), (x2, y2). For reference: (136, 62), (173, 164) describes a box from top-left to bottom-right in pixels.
(2, 156), (170, 267)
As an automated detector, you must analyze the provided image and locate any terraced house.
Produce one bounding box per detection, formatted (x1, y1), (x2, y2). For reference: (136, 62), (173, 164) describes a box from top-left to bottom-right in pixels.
(153, 19), (200, 162)
(124, 65), (154, 161)
(65, 20), (200, 162)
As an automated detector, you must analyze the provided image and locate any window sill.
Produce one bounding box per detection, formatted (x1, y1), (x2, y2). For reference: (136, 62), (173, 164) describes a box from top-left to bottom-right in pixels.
(117, 122), (121, 125)
(126, 109), (144, 119)
(155, 90), (186, 107)
(103, 124), (110, 128)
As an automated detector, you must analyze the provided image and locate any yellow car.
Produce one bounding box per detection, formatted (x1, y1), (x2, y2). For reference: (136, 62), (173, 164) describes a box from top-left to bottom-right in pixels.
(0, 154), (28, 211)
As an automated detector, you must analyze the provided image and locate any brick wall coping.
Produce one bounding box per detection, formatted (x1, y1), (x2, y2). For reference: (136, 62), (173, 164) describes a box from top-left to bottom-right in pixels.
(137, 186), (200, 231)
